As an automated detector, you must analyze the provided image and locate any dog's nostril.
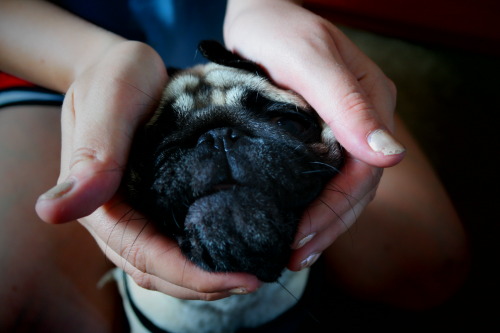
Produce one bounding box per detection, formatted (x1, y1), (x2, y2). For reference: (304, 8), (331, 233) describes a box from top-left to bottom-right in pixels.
(197, 128), (242, 151)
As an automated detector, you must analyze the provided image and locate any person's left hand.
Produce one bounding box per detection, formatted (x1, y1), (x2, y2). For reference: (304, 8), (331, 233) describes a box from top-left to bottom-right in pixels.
(36, 40), (261, 300)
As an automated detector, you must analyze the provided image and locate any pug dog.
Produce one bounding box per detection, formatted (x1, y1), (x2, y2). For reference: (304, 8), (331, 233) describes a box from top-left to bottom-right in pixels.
(114, 41), (344, 333)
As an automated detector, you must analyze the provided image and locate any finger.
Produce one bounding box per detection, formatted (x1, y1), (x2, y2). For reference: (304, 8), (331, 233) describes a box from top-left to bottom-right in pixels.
(288, 157), (382, 270)
(292, 156), (381, 246)
(272, 27), (405, 167)
(82, 197), (262, 295)
(288, 193), (374, 272)
(36, 42), (167, 223)
(125, 270), (236, 301)
(228, 13), (406, 167)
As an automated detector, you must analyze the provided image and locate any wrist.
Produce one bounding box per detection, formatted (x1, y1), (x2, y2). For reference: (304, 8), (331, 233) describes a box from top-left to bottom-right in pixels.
(65, 34), (127, 92)
(224, 0), (305, 49)
(225, 0), (302, 26)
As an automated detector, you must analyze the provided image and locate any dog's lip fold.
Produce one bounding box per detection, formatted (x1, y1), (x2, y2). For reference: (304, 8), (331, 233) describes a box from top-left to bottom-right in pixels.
(212, 183), (238, 191)
(196, 182), (239, 201)
(182, 187), (292, 282)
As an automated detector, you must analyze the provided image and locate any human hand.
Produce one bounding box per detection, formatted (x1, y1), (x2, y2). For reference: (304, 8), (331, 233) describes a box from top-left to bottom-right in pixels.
(224, 0), (405, 270)
(35, 40), (261, 299)
(35, 41), (167, 222)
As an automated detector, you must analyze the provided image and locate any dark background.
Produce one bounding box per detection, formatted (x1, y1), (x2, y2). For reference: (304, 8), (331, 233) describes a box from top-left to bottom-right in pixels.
(300, 1), (500, 330)
(338, 29), (498, 330)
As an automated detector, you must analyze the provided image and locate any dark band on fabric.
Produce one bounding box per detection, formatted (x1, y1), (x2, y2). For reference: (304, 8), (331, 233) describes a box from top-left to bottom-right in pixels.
(0, 87), (64, 109)
(122, 270), (172, 333)
(120, 262), (325, 333)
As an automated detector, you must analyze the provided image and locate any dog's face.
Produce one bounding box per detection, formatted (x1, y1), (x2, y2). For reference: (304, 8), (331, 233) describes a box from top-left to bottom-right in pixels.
(124, 41), (343, 282)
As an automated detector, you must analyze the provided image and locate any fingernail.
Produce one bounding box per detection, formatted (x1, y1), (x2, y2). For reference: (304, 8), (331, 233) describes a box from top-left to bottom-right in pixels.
(228, 287), (249, 295)
(294, 233), (316, 249)
(300, 252), (321, 270)
(367, 129), (405, 156)
(39, 179), (75, 200)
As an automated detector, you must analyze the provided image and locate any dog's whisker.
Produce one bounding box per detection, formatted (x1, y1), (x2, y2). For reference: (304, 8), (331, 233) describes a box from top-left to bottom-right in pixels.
(124, 217), (151, 271)
(308, 161), (343, 174)
(105, 206), (135, 265)
(317, 197), (351, 230)
(318, 187), (357, 241)
(171, 211), (181, 230)
(114, 77), (162, 104)
(325, 188), (360, 227)
(301, 169), (330, 174)
(275, 278), (321, 326)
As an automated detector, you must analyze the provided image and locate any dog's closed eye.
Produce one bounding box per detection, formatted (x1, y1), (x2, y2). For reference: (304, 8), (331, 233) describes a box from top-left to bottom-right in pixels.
(271, 113), (315, 139)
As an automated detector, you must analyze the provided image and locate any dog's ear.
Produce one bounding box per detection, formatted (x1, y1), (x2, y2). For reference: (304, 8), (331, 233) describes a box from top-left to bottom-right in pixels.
(198, 40), (268, 77)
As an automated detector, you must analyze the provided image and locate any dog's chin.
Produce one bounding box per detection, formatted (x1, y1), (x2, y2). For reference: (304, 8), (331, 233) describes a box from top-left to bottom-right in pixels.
(177, 187), (297, 282)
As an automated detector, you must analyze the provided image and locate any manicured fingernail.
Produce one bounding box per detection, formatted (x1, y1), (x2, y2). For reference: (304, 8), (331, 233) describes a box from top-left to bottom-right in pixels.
(367, 129), (405, 156)
(295, 233), (316, 249)
(39, 179), (75, 200)
(228, 287), (249, 295)
(300, 252), (321, 270)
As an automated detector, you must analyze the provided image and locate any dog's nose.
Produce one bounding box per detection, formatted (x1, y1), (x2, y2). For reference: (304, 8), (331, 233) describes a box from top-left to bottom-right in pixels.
(197, 128), (243, 151)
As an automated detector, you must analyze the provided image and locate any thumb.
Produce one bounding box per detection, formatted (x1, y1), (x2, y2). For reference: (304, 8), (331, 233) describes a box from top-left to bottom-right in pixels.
(298, 59), (406, 167)
(297, 33), (405, 167)
(36, 42), (167, 223)
(246, 20), (406, 167)
(35, 144), (126, 224)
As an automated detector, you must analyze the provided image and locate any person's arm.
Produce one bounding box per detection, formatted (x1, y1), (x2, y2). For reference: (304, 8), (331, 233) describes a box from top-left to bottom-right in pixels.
(1, 0), (261, 300)
(0, 0), (123, 92)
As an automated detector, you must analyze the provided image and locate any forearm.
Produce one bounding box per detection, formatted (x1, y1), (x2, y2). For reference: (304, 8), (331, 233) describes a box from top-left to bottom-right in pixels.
(0, 0), (125, 92)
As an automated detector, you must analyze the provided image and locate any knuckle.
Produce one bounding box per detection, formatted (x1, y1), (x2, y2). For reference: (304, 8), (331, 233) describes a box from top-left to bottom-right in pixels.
(128, 270), (154, 291)
(119, 239), (147, 274)
(367, 186), (378, 203)
(198, 292), (227, 302)
(70, 147), (99, 169)
(341, 91), (374, 120)
(188, 281), (217, 294)
(386, 76), (397, 98)
(61, 88), (76, 116)
(182, 273), (231, 295)
(366, 168), (383, 203)
(371, 167), (383, 184)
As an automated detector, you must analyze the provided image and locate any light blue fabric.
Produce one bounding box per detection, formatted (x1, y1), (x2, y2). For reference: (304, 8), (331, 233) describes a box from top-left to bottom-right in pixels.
(0, 88), (64, 108)
(129, 0), (227, 67)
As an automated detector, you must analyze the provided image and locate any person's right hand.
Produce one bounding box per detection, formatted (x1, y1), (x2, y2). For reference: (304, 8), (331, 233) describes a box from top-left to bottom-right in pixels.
(223, 0), (406, 271)
(35, 40), (262, 300)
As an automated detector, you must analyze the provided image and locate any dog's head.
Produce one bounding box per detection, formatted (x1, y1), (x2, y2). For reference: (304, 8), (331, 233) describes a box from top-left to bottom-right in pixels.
(124, 41), (343, 282)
